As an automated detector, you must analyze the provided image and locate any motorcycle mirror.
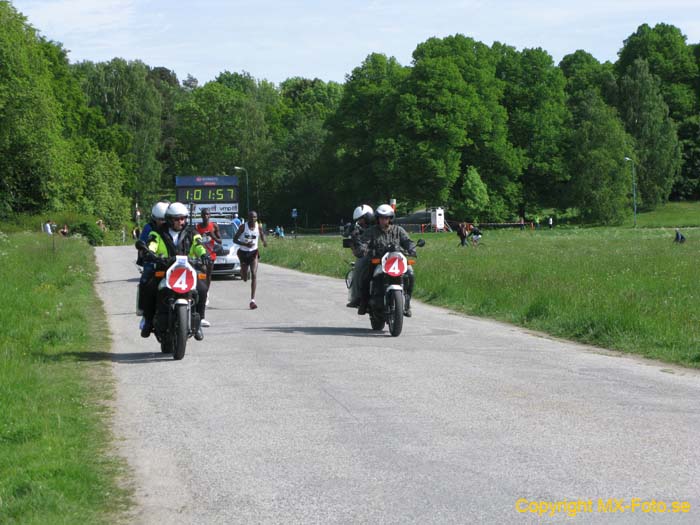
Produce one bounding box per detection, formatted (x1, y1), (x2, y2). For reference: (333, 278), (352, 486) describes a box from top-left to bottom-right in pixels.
(135, 240), (147, 250)
(417, 239), (426, 247)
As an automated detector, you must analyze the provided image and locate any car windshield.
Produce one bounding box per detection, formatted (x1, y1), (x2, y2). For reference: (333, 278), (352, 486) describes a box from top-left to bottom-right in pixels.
(219, 224), (235, 240)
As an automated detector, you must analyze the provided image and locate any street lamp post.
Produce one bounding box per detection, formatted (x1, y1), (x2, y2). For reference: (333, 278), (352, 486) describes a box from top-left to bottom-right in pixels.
(624, 157), (637, 228)
(233, 166), (249, 214)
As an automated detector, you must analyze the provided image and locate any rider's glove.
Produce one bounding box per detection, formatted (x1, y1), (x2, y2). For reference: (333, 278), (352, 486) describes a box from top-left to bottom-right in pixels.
(141, 250), (158, 263)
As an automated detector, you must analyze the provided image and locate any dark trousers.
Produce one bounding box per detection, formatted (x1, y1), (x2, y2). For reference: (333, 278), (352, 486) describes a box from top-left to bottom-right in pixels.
(350, 256), (371, 304)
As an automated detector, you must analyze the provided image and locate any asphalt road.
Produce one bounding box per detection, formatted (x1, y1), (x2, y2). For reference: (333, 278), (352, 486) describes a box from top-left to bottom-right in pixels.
(96, 246), (699, 524)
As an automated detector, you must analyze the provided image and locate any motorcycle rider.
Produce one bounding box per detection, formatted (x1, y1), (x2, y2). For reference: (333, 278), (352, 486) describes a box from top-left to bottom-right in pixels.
(358, 204), (417, 317)
(137, 201), (169, 266)
(139, 202), (209, 340)
(345, 204), (374, 309)
(136, 201), (169, 315)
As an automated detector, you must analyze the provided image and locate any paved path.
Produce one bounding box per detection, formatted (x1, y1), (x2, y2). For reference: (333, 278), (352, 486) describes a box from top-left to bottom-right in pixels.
(96, 246), (699, 524)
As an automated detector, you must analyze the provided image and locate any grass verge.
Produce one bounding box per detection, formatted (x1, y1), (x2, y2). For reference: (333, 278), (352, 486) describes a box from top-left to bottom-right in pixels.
(0, 232), (130, 524)
(264, 226), (700, 367)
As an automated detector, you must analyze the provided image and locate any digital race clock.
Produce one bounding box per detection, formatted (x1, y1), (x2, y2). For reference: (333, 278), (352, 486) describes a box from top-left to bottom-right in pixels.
(175, 175), (239, 204)
(176, 186), (237, 203)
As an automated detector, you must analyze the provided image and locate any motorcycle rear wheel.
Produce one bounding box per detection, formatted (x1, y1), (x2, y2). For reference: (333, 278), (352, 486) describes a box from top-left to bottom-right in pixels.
(160, 334), (172, 353)
(173, 304), (188, 360)
(387, 290), (404, 337)
(369, 308), (385, 331)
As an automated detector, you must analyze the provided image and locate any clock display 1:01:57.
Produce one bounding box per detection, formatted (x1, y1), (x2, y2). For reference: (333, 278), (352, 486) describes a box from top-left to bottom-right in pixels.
(177, 186), (237, 203)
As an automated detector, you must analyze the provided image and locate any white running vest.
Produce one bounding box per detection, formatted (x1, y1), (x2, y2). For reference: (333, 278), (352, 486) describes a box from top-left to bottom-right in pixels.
(239, 222), (259, 252)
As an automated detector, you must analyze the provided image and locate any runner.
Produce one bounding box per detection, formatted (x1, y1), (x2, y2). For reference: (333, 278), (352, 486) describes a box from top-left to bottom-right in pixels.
(233, 210), (268, 309)
(195, 208), (222, 326)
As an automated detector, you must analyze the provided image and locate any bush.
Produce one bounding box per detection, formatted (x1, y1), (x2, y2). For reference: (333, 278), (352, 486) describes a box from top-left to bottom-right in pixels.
(71, 221), (105, 246)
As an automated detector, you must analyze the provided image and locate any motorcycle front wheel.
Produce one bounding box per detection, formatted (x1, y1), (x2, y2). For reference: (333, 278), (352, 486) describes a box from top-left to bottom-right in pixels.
(387, 289), (404, 337)
(173, 304), (188, 360)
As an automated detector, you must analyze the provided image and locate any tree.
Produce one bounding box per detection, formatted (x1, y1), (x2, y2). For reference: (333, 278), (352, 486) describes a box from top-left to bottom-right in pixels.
(495, 44), (569, 215)
(617, 24), (698, 120)
(450, 166), (490, 220)
(617, 59), (681, 208)
(0, 2), (82, 214)
(616, 24), (700, 197)
(174, 81), (272, 214)
(74, 59), (163, 202)
(182, 74), (199, 91)
(264, 77), (343, 224)
(408, 35), (523, 220)
(323, 53), (409, 213)
(148, 66), (185, 189)
(565, 92), (633, 224)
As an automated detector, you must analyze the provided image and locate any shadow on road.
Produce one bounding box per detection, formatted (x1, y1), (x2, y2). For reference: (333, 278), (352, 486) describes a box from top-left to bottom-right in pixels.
(249, 325), (383, 337)
(39, 351), (174, 363)
(96, 277), (140, 284)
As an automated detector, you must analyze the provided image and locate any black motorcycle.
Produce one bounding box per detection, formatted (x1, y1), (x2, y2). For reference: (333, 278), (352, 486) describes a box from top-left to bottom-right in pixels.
(153, 255), (207, 359)
(366, 239), (425, 337)
(137, 239), (207, 361)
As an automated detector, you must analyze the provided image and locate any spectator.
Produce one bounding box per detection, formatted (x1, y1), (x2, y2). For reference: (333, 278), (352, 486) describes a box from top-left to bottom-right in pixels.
(674, 228), (686, 243)
(96, 219), (106, 231)
(535, 216), (540, 229)
(548, 216), (553, 229)
(467, 224), (482, 247)
(519, 216), (525, 231)
(457, 222), (468, 247)
(59, 224), (69, 237)
(43, 219), (53, 235)
(131, 225), (141, 240)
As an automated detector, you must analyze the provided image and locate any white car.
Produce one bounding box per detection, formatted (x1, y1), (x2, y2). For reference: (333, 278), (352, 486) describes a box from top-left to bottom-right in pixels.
(195, 218), (241, 278)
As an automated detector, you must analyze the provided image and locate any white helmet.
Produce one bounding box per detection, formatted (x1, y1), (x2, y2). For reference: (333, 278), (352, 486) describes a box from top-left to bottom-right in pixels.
(353, 204), (373, 221)
(151, 201), (169, 220)
(375, 204), (395, 218)
(165, 202), (189, 220)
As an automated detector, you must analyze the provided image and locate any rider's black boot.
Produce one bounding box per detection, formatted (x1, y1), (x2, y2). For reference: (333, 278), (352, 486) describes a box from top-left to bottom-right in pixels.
(140, 318), (152, 338)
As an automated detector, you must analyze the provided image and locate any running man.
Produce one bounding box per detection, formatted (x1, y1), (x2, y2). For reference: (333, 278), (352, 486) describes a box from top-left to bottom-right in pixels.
(233, 210), (268, 309)
(195, 208), (222, 289)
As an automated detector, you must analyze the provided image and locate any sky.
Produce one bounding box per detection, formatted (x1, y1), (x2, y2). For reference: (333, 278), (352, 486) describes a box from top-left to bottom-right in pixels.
(11, 0), (700, 86)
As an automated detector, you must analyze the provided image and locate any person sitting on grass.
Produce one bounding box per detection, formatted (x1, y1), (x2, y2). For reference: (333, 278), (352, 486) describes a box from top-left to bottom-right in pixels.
(674, 228), (686, 243)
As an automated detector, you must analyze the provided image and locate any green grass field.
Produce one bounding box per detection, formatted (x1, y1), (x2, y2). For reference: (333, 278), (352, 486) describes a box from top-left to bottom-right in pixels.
(628, 201), (700, 228)
(0, 232), (130, 523)
(265, 203), (700, 367)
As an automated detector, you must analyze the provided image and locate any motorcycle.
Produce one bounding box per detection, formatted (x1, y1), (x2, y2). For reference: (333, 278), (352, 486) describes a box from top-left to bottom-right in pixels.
(363, 239), (425, 337)
(136, 238), (207, 360)
(152, 255), (207, 360)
